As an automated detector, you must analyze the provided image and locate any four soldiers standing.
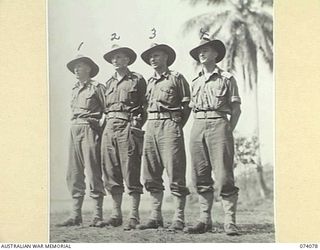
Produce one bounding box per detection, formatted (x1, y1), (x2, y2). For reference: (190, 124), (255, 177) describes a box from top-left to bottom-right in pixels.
(59, 37), (242, 236)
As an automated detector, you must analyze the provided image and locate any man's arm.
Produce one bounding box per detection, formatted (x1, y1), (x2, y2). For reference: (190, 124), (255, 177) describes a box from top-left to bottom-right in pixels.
(181, 102), (191, 128)
(229, 102), (241, 132)
(176, 74), (191, 128)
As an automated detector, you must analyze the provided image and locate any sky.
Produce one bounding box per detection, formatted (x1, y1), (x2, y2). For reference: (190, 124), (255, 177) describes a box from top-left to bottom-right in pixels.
(48, 0), (274, 200)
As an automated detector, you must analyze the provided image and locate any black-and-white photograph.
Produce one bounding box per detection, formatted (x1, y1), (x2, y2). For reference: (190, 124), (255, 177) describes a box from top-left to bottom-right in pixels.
(49, 0), (274, 243)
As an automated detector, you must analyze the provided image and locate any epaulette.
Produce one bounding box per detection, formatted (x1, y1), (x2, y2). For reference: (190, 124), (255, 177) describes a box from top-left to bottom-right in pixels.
(169, 70), (181, 78)
(90, 80), (106, 89)
(90, 80), (100, 87)
(220, 71), (233, 79)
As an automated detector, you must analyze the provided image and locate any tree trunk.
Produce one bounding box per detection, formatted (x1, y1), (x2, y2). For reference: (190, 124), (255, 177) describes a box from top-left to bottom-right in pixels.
(253, 84), (271, 198)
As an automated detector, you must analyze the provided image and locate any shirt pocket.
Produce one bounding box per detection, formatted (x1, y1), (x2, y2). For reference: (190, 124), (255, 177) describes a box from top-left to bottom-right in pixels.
(119, 85), (138, 105)
(105, 86), (117, 105)
(76, 90), (96, 108)
(157, 86), (176, 106)
(190, 84), (201, 108)
(213, 83), (228, 109)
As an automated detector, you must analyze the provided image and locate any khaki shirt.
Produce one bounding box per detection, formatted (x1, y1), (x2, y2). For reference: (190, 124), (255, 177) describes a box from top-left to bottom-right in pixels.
(190, 67), (241, 114)
(71, 79), (105, 120)
(146, 70), (190, 112)
(104, 70), (147, 115)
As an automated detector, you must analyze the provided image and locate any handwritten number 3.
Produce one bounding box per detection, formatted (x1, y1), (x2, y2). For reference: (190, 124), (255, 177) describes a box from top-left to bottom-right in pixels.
(149, 28), (156, 39)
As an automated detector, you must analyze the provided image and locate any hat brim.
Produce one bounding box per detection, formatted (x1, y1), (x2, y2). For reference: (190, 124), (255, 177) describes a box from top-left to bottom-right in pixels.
(67, 57), (99, 78)
(190, 40), (226, 63)
(141, 44), (176, 67)
(103, 47), (137, 66)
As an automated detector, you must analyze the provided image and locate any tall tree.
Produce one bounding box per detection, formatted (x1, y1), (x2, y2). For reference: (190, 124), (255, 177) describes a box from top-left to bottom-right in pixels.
(183, 0), (273, 197)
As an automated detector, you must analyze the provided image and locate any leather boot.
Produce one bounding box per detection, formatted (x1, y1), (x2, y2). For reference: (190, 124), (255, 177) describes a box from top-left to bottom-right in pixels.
(56, 196), (84, 227)
(89, 196), (105, 227)
(106, 193), (123, 227)
(222, 193), (240, 236)
(124, 193), (141, 230)
(169, 195), (186, 230)
(184, 192), (213, 234)
(137, 191), (163, 230)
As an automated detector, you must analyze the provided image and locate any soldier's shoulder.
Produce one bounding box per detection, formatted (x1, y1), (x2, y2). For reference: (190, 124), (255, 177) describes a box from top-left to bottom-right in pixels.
(90, 80), (101, 87)
(90, 80), (104, 87)
(131, 71), (145, 80)
(220, 70), (234, 79)
(169, 70), (183, 78)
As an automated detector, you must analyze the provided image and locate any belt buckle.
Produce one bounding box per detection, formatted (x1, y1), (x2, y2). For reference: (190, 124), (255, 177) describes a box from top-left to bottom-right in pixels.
(157, 112), (161, 119)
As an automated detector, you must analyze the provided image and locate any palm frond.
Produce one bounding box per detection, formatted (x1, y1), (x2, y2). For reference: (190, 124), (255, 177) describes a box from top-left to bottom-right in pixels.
(183, 10), (231, 35)
(260, 0), (273, 7)
(223, 35), (237, 72)
(181, 0), (228, 6)
(232, 21), (257, 91)
(247, 10), (273, 70)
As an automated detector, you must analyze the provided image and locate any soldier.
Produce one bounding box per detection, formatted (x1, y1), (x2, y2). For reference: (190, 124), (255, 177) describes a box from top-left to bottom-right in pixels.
(137, 43), (191, 230)
(185, 38), (242, 235)
(101, 44), (147, 230)
(56, 54), (106, 227)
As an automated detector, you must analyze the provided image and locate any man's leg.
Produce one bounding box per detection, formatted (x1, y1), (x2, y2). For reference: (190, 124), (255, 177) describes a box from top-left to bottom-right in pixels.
(82, 126), (106, 227)
(120, 126), (144, 230)
(206, 119), (239, 235)
(161, 120), (189, 230)
(101, 120), (125, 227)
(137, 121), (165, 230)
(185, 120), (214, 234)
(56, 126), (86, 227)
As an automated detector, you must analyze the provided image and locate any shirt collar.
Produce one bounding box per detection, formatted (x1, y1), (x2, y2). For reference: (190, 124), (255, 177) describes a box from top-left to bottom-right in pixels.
(111, 68), (133, 81)
(199, 66), (221, 82)
(151, 69), (170, 80)
(73, 79), (91, 89)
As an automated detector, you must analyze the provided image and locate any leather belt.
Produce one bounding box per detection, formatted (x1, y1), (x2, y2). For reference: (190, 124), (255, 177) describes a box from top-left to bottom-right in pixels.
(148, 111), (181, 120)
(71, 117), (90, 125)
(106, 111), (132, 121)
(194, 110), (227, 119)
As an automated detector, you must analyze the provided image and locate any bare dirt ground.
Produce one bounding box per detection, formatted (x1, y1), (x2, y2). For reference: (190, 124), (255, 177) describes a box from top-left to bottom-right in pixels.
(50, 196), (274, 243)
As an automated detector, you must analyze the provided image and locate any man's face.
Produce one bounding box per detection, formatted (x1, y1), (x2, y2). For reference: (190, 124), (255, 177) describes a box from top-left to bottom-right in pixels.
(111, 52), (130, 69)
(198, 45), (218, 65)
(74, 61), (91, 79)
(149, 50), (168, 69)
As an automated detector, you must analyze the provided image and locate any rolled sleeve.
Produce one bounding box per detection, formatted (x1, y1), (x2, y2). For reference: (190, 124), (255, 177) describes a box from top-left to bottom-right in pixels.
(228, 77), (241, 104)
(138, 76), (147, 108)
(96, 83), (106, 110)
(177, 74), (191, 103)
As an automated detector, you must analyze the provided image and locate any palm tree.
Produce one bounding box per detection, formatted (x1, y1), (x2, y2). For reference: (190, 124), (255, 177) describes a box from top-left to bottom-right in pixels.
(183, 0), (273, 198)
